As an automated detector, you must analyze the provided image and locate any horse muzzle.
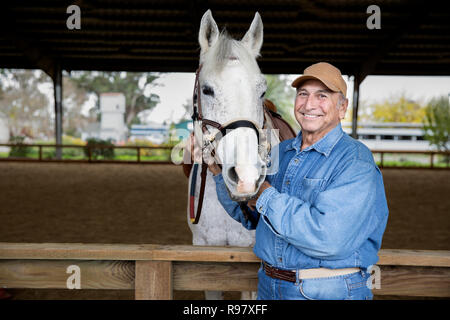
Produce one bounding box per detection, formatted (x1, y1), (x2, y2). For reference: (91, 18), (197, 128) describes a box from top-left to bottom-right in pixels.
(222, 161), (267, 202)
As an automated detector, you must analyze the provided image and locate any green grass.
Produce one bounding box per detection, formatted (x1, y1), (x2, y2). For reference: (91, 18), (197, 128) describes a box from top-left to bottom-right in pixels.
(376, 161), (449, 168)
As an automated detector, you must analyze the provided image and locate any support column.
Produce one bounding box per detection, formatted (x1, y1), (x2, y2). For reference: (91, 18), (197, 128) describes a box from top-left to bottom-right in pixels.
(53, 63), (63, 159)
(135, 260), (173, 300)
(351, 75), (360, 139)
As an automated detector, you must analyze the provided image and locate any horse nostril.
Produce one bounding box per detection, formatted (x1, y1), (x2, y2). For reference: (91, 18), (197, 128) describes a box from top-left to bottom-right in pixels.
(227, 167), (239, 183)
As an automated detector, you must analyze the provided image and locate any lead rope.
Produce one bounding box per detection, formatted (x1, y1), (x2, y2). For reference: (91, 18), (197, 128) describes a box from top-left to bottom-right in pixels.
(189, 65), (207, 224)
(189, 162), (208, 224)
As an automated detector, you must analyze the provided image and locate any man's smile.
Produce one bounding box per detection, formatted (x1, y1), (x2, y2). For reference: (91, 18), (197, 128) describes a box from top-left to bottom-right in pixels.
(300, 112), (323, 119)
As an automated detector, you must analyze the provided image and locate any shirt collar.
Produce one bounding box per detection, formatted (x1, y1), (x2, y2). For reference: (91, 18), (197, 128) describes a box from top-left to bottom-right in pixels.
(286, 123), (344, 157)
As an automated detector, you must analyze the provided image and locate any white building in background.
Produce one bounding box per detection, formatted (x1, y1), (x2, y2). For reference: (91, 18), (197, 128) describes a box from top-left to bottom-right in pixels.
(98, 93), (127, 143)
(342, 122), (434, 151)
(129, 122), (170, 145)
(0, 113), (9, 153)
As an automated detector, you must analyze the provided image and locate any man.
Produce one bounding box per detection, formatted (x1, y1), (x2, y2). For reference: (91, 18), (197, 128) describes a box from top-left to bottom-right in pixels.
(208, 62), (389, 300)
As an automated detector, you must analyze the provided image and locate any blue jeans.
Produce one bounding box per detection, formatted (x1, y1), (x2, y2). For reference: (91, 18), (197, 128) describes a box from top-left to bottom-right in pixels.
(256, 266), (373, 300)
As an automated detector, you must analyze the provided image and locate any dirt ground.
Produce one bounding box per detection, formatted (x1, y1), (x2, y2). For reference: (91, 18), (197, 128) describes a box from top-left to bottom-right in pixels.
(0, 162), (449, 300)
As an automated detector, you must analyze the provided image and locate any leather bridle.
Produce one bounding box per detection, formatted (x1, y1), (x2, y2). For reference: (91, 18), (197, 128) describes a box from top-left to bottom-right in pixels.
(189, 64), (270, 224)
(191, 65), (264, 147)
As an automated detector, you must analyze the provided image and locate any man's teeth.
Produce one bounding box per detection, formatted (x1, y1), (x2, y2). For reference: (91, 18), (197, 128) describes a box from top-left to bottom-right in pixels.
(304, 114), (320, 118)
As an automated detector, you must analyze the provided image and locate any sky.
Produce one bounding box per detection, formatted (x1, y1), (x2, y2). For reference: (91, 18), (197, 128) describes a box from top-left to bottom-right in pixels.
(146, 73), (450, 125)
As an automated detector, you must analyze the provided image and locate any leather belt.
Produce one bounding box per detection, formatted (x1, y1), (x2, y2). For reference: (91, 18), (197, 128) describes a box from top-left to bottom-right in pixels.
(263, 261), (360, 282)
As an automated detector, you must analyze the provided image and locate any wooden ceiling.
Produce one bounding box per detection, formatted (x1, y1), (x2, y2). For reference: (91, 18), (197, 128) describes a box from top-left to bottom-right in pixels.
(1, 0), (449, 80)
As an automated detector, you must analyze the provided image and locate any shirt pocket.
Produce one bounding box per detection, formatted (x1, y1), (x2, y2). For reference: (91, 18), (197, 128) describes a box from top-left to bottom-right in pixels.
(300, 177), (325, 204)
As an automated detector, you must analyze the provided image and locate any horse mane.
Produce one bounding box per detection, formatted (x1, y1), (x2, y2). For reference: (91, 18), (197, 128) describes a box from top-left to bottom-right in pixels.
(201, 30), (260, 75)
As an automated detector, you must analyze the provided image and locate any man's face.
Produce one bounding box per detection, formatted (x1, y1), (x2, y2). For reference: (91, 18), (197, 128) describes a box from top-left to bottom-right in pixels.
(294, 79), (347, 140)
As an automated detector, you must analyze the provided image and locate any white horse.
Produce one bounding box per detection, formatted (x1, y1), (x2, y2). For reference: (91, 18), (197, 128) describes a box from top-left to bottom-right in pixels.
(186, 10), (270, 300)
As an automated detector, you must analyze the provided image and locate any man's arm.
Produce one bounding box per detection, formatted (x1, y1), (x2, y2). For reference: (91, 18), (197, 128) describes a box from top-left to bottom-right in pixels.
(255, 160), (388, 260)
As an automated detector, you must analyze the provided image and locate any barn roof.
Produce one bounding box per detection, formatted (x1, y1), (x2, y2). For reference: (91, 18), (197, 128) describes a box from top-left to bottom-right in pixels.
(1, 0), (449, 80)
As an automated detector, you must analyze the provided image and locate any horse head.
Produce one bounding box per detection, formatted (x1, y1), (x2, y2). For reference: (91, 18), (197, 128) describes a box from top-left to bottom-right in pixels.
(195, 10), (269, 202)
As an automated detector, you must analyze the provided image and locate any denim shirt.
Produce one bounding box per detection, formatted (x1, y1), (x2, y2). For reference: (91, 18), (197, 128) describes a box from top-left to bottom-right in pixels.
(213, 123), (389, 271)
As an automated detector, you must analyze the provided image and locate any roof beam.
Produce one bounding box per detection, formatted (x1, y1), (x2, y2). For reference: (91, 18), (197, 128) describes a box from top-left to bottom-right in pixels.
(0, 6), (57, 79)
(357, 1), (440, 82)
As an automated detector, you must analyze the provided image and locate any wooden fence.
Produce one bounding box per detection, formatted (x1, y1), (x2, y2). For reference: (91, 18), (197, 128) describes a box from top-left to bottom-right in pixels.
(0, 243), (449, 299)
(372, 149), (450, 168)
(0, 143), (174, 164)
(1, 143), (449, 168)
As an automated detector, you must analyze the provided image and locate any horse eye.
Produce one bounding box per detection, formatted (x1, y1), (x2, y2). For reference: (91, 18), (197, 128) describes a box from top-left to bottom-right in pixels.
(260, 91), (266, 98)
(202, 85), (214, 96)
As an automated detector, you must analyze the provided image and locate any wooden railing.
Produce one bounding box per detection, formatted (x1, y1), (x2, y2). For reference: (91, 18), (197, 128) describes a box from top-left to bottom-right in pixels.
(0, 243), (449, 299)
(1, 143), (449, 168)
(372, 149), (450, 168)
(0, 143), (174, 164)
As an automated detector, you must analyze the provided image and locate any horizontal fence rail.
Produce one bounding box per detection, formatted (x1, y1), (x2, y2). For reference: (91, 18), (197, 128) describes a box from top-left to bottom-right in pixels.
(0, 143), (449, 168)
(0, 143), (174, 164)
(0, 243), (449, 299)
(372, 149), (450, 169)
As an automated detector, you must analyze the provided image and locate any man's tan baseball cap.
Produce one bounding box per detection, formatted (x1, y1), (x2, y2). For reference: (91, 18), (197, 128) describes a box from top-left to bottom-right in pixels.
(291, 62), (347, 98)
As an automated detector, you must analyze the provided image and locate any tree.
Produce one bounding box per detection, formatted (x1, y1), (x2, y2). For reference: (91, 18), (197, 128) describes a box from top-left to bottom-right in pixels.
(179, 97), (193, 123)
(62, 74), (91, 138)
(0, 69), (6, 98)
(365, 93), (426, 123)
(422, 96), (450, 163)
(70, 71), (161, 128)
(0, 69), (53, 139)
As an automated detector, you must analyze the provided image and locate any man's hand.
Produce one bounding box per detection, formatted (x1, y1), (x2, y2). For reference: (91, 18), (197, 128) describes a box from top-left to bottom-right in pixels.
(247, 181), (271, 211)
(187, 132), (221, 176)
(208, 162), (221, 176)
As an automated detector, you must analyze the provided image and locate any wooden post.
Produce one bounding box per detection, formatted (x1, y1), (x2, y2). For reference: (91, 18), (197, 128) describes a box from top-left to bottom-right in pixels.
(53, 63), (63, 160)
(351, 74), (360, 139)
(430, 152), (434, 168)
(135, 260), (173, 300)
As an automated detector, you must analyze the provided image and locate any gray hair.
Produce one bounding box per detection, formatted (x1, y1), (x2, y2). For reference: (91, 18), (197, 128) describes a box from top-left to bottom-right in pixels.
(337, 92), (347, 109)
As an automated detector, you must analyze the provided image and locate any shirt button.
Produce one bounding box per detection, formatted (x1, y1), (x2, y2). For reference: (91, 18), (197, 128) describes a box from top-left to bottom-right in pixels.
(286, 180), (290, 185)
(278, 258), (283, 262)
(294, 159), (299, 163)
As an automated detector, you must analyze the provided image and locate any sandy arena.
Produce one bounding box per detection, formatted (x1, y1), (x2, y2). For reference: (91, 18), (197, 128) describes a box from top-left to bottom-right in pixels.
(0, 162), (449, 299)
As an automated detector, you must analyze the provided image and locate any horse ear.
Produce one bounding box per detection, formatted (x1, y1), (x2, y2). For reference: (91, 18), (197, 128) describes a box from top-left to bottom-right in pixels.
(198, 10), (219, 54)
(241, 12), (263, 57)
